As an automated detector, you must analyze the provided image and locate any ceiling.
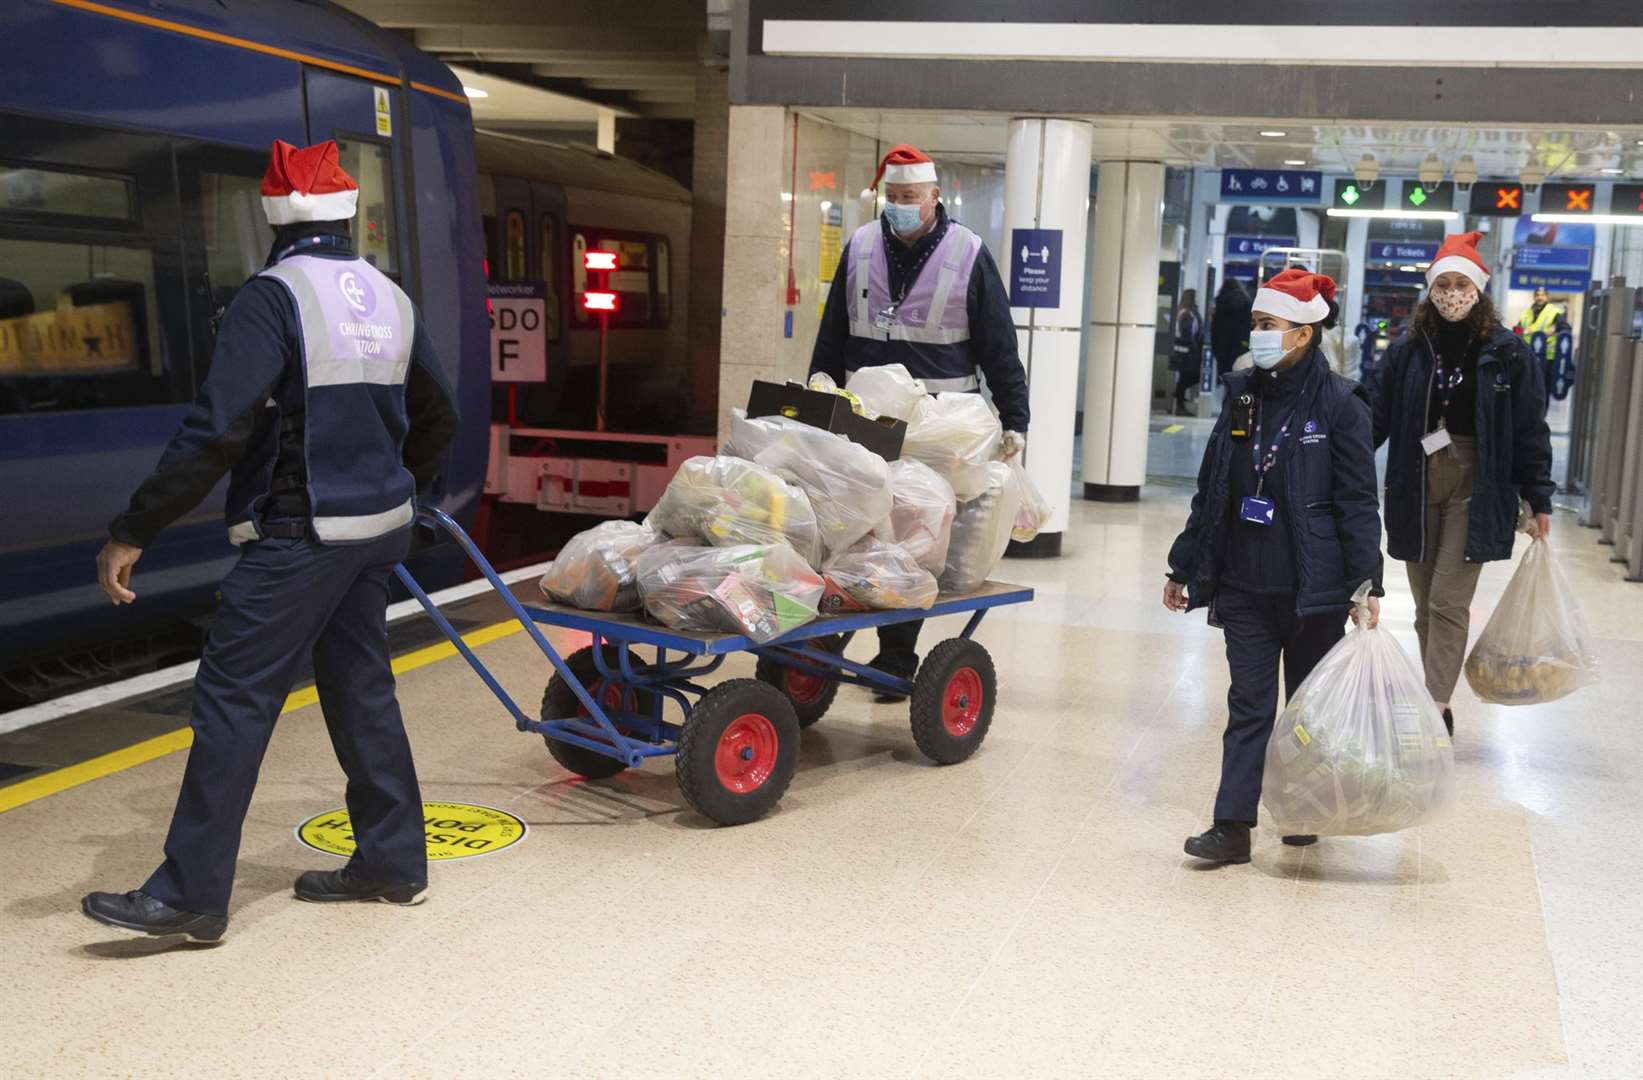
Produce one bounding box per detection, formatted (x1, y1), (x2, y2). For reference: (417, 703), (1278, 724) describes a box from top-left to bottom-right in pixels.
(803, 109), (1643, 181)
(337, 0), (728, 124)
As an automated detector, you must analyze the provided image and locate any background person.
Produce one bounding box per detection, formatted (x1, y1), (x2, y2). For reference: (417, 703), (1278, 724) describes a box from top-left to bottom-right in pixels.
(1165, 270), (1384, 866)
(1211, 277), (1253, 404)
(1171, 288), (1204, 415)
(1514, 285), (1571, 365)
(1370, 232), (1554, 737)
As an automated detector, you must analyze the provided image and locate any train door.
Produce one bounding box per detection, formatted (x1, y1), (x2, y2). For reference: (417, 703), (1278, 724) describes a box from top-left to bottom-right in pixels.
(301, 70), (413, 292)
(487, 176), (567, 423)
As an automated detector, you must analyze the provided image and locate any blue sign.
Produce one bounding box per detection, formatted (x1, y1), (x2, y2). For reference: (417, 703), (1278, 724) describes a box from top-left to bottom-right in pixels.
(1513, 245), (1592, 271)
(1220, 169), (1323, 203)
(1224, 234), (1297, 261)
(1510, 268), (1592, 291)
(1369, 241), (1441, 262)
(1009, 228), (1062, 308)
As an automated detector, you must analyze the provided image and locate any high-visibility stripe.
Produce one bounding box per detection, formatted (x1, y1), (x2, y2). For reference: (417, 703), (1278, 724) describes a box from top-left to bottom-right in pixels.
(47, 0), (470, 107)
(312, 499), (415, 542)
(0, 619), (523, 814)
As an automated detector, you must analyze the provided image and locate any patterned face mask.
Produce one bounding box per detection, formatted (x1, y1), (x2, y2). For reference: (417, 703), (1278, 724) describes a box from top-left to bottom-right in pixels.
(1431, 283), (1480, 322)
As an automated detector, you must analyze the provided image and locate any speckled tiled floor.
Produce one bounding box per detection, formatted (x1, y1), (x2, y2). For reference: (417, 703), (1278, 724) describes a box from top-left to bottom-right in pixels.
(3, 484), (1639, 1079)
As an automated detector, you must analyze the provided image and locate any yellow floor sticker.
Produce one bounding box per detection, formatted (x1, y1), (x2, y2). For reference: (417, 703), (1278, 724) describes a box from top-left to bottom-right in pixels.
(1161, 423), (1184, 435)
(297, 801), (527, 861)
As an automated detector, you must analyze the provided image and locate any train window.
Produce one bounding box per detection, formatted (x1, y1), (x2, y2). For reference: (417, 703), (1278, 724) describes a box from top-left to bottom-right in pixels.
(0, 164), (134, 221)
(504, 211), (526, 280)
(570, 227), (670, 329)
(540, 214), (562, 341)
(334, 138), (398, 276)
(0, 236), (182, 415)
(198, 170), (273, 301)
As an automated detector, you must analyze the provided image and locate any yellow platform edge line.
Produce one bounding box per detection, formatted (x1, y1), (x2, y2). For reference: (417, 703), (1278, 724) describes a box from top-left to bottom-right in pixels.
(0, 619), (525, 814)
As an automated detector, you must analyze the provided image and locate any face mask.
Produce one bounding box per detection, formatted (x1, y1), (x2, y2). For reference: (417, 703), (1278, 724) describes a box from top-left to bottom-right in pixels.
(883, 202), (926, 235)
(1249, 328), (1300, 370)
(1431, 284), (1480, 322)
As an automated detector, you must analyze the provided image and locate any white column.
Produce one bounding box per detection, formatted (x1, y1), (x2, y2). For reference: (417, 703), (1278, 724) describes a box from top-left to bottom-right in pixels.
(1003, 117), (1093, 558)
(596, 108), (616, 154)
(1342, 214), (1369, 335)
(1081, 160), (1165, 501)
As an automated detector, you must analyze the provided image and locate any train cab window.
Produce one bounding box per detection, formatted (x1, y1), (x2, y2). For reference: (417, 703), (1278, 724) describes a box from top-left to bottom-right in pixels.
(334, 138), (398, 276)
(0, 165), (134, 221)
(0, 236), (180, 414)
(540, 213), (562, 341)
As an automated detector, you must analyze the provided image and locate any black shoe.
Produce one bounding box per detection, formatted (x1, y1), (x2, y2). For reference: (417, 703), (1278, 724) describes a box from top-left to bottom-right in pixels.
(1443, 708), (1454, 737)
(1281, 834), (1319, 847)
(1183, 823), (1251, 865)
(294, 866), (427, 905)
(868, 652), (917, 704)
(80, 890), (227, 943)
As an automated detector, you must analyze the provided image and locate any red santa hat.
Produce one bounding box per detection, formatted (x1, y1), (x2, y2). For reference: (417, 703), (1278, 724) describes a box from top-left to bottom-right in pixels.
(1426, 230), (1490, 290)
(873, 144), (938, 188)
(261, 139), (359, 226)
(1253, 269), (1337, 324)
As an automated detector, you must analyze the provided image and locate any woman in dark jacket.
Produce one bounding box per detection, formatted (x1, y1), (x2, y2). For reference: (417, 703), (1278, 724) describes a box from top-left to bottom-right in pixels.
(1211, 277), (1253, 384)
(1369, 232), (1554, 736)
(1171, 289), (1204, 414)
(1165, 270), (1384, 865)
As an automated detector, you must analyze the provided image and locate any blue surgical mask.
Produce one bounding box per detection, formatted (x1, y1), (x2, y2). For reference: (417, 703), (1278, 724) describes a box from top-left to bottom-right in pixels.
(1248, 328), (1298, 370)
(883, 202), (926, 235)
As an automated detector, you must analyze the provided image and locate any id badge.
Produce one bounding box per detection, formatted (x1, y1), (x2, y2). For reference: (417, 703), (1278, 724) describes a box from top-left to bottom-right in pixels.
(1240, 495), (1277, 526)
(1421, 427), (1452, 456)
(873, 305), (898, 331)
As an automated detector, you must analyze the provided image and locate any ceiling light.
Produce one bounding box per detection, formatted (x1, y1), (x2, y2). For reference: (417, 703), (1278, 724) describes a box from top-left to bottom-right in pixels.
(462, 86), (489, 99)
(1534, 212), (1643, 226)
(1602, 167), (1625, 175)
(1399, 264), (1419, 272)
(1327, 208), (1461, 221)
(1260, 130), (1286, 138)
(1283, 159), (1307, 166)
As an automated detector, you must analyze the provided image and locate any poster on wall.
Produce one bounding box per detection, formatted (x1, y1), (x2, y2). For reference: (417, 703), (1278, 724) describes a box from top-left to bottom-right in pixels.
(817, 202), (842, 317)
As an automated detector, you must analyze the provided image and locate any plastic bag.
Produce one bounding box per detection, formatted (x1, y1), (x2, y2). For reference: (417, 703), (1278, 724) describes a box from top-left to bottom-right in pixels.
(938, 461), (1020, 595)
(824, 538), (938, 611)
(902, 392), (1003, 501)
(646, 455), (825, 567)
(1464, 538), (1599, 705)
(538, 521), (662, 612)
(1007, 460), (1052, 544)
(845, 363), (927, 422)
(726, 411), (892, 556)
(636, 541), (824, 644)
(885, 458), (956, 574)
(1262, 585), (1456, 837)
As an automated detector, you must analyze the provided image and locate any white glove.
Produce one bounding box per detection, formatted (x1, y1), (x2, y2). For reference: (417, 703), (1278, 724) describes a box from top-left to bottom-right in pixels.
(999, 431), (1026, 461)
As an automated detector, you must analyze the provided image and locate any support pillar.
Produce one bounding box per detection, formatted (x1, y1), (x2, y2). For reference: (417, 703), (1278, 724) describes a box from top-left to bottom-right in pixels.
(1082, 161), (1165, 502)
(1003, 118), (1093, 558)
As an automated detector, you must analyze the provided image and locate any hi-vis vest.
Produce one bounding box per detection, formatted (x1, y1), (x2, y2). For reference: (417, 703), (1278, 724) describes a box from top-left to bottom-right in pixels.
(234, 254), (419, 545)
(1516, 302), (1562, 360)
(843, 220), (984, 392)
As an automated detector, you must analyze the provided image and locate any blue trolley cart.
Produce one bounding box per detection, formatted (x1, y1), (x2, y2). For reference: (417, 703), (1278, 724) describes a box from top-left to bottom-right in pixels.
(398, 509), (1034, 825)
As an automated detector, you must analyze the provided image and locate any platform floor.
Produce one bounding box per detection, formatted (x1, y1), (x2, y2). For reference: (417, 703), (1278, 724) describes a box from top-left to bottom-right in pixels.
(4, 484), (1640, 1080)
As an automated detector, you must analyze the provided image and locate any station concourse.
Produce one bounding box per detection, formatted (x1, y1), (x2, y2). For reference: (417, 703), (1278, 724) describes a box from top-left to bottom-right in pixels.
(4, 3), (1643, 1078)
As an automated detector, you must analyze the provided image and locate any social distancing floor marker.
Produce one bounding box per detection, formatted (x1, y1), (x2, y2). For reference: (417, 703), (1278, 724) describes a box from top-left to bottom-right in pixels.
(0, 620), (524, 814)
(296, 801), (527, 861)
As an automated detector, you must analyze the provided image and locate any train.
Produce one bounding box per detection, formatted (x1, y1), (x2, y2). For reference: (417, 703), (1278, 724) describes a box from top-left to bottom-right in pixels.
(0, 1), (703, 703)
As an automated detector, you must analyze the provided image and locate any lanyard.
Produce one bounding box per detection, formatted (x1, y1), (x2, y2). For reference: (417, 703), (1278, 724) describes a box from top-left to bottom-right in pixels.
(271, 233), (352, 264)
(1426, 333), (1467, 426)
(1251, 395), (1297, 498)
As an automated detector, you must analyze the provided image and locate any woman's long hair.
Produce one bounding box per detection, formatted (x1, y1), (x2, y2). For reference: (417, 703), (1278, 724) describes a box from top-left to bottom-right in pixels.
(1412, 287), (1501, 343)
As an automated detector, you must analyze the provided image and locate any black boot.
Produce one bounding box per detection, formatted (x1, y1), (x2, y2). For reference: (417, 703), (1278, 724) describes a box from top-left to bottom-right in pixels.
(81, 890), (227, 943)
(1443, 708), (1454, 737)
(1281, 834), (1318, 847)
(867, 652), (917, 704)
(1183, 822), (1251, 865)
(294, 865), (427, 905)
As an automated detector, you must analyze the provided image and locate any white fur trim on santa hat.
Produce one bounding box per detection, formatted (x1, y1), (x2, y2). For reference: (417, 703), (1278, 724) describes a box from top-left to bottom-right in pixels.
(1426, 254), (1489, 291)
(262, 188), (359, 226)
(881, 161), (937, 184)
(1253, 288), (1330, 324)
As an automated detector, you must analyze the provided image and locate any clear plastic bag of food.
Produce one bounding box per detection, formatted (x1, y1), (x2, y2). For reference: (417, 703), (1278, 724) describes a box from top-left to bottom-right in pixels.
(1464, 538), (1599, 705)
(726, 411), (892, 556)
(938, 461), (1020, 595)
(635, 541), (825, 644)
(1262, 584), (1456, 837)
(538, 521), (662, 612)
(902, 392), (1003, 501)
(1007, 460), (1052, 544)
(646, 455), (825, 567)
(823, 538), (938, 611)
(885, 458), (956, 574)
(845, 363), (927, 422)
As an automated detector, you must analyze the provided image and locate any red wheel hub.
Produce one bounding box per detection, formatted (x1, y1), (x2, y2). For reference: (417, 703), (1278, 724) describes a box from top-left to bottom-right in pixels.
(578, 679), (628, 719)
(784, 667), (827, 705)
(714, 713), (779, 793)
(942, 668), (984, 738)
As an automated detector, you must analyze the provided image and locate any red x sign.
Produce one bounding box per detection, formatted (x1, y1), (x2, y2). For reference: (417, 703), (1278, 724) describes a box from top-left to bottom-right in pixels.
(1496, 187), (1520, 209)
(1566, 187), (1592, 211)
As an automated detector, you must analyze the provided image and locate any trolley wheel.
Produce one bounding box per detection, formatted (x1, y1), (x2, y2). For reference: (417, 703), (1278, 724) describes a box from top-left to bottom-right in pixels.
(754, 634), (843, 729)
(540, 646), (654, 780)
(675, 679), (799, 826)
(909, 638), (997, 765)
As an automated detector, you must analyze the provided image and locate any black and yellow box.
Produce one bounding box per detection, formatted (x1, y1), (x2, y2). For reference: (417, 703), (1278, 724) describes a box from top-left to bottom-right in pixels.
(746, 380), (907, 461)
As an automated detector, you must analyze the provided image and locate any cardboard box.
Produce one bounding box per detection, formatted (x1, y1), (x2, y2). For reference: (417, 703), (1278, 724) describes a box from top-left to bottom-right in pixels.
(746, 380), (906, 461)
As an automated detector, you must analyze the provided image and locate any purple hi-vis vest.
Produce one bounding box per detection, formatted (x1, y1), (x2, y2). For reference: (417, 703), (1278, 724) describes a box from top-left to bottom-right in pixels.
(240, 255), (418, 545)
(843, 220), (983, 392)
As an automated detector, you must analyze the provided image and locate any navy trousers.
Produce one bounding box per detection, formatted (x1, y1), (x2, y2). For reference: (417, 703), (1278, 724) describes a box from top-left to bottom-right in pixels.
(143, 529), (426, 915)
(1213, 586), (1346, 826)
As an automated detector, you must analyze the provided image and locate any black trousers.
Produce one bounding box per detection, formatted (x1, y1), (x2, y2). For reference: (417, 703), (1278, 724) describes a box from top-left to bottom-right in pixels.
(143, 529), (425, 915)
(874, 620), (922, 674)
(1173, 368), (1197, 410)
(1213, 586), (1347, 826)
